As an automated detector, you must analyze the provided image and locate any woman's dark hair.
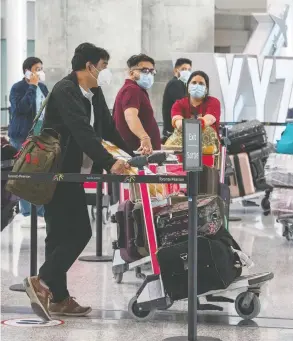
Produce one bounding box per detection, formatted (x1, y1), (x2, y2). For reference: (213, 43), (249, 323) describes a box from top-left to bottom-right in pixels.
(175, 58), (192, 68)
(187, 70), (210, 98)
(22, 57), (43, 74)
(71, 43), (110, 71)
(127, 54), (155, 68)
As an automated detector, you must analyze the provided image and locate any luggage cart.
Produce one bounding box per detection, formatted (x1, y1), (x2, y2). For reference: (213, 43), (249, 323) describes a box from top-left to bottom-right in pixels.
(126, 162), (273, 322)
(221, 121), (282, 216)
(112, 155), (274, 322)
(112, 146), (230, 284)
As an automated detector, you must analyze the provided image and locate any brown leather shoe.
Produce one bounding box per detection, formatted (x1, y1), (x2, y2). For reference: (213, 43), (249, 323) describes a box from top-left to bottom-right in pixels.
(23, 276), (52, 321)
(49, 297), (92, 317)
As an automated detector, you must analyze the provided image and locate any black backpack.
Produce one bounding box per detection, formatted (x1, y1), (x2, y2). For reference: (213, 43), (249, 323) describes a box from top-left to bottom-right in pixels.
(156, 225), (243, 300)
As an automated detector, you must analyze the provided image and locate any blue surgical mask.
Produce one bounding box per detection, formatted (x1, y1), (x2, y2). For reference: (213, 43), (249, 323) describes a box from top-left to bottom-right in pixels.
(179, 70), (191, 84)
(189, 84), (206, 99)
(136, 73), (154, 90)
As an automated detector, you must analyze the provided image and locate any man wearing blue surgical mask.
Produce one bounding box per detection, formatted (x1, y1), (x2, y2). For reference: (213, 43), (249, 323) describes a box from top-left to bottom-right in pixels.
(113, 54), (160, 154)
(162, 58), (192, 141)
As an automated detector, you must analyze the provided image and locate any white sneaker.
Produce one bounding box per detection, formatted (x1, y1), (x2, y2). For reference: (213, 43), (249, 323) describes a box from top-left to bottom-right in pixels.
(21, 216), (46, 228)
(37, 217), (46, 228)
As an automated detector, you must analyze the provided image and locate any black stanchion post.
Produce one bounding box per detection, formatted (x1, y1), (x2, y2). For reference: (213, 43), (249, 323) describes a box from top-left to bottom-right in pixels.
(30, 204), (38, 276)
(163, 120), (221, 341)
(79, 183), (112, 262)
(10, 204), (38, 292)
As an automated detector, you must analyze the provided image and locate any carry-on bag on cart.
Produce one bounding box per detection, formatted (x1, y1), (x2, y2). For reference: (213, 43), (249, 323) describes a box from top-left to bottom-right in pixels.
(227, 120), (267, 154)
(115, 200), (142, 263)
(163, 126), (221, 169)
(229, 153), (255, 198)
(156, 225), (242, 299)
(248, 143), (274, 190)
(155, 196), (225, 247)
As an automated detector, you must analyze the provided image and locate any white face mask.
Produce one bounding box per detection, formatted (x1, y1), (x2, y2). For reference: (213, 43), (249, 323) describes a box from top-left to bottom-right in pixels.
(98, 68), (112, 87)
(178, 70), (191, 84)
(37, 70), (46, 83)
(90, 66), (112, 87)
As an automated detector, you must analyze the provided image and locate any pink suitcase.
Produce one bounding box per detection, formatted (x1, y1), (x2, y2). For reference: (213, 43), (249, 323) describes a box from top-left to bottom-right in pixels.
(229, 153), (255, 198)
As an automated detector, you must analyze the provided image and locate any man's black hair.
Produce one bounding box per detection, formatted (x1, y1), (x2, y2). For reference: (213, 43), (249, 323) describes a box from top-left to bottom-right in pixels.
(187, 70), (210, 98)
(71, 42), (110, 71)
(127, 54), (155, 68)
(175, 58), (192, 68)
(22, 57), (43, 74)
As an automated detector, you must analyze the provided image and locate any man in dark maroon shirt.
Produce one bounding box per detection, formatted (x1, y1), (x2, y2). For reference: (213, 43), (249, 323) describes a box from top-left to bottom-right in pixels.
(113, 54), (161, 154)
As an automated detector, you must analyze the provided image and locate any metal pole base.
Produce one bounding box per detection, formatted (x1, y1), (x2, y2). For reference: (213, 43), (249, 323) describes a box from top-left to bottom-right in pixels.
(9, 283), (25, 292)
(162, 337), (222, 341)
(228, 216), (242, 222)
(78, 255), (112, 262)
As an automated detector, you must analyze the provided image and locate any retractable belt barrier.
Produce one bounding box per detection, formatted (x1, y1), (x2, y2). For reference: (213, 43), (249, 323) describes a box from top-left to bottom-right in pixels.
(1, 169), (187, 290)
(220, 121), (288, 126)
(1, 171), (187, 184)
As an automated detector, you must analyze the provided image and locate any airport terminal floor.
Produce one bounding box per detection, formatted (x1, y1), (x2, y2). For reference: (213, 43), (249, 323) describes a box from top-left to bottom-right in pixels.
(1, 200), (293, 341)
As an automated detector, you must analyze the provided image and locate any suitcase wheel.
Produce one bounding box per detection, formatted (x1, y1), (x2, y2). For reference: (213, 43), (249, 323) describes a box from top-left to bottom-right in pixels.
(282, 222), (293, 241)
(235, 292), (261, 320)
(111, 214), (117, 223)
(261, 197), (271, 216)
(128, 296), (155, 322)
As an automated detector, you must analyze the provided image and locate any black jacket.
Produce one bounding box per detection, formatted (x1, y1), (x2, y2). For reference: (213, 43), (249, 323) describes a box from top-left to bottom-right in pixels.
(43, 72), (132, 174)
(162, 77), (187, 136)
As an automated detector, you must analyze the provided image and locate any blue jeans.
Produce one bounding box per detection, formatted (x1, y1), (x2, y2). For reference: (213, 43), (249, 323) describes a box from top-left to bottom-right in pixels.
(9, 138), (44, 217)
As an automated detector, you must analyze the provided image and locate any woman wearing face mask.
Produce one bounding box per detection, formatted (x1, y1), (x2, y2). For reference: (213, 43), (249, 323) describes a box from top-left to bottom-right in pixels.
(171, 71), (221, 134)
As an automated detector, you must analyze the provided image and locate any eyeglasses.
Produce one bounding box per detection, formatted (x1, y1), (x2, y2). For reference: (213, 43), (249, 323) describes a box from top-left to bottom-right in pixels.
(132, 68), (157, 76)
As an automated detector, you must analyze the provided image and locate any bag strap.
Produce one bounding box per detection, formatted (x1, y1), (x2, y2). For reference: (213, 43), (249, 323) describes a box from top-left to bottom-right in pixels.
(33, 91), (52, 123)
(29, 92), (52, 136)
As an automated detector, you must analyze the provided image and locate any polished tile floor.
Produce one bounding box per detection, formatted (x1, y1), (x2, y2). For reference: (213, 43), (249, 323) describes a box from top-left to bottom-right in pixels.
(1, 202), (293, 341)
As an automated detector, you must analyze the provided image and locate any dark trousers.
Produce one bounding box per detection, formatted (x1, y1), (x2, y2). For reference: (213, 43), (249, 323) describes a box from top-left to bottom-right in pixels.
(39, 183), (92, 302)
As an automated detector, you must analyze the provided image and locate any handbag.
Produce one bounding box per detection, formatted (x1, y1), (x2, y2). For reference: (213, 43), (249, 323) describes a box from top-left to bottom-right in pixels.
(5, 93), (64, 205)
(164, 126), (220, 155)
(155, 196), (225, 247)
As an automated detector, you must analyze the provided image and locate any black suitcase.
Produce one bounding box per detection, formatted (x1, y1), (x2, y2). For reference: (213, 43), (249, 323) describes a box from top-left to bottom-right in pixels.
(156, 227), (242, 299)
(248, 143), (275, 191)
(228, 120), (267, 154)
